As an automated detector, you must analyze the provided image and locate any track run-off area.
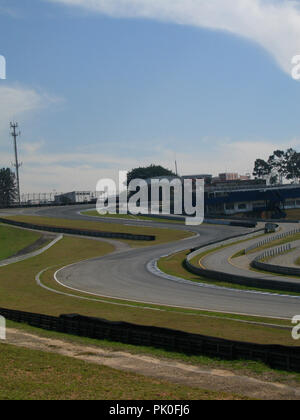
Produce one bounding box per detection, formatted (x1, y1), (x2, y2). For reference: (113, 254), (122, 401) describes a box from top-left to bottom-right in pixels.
(1, 204), (300, 320)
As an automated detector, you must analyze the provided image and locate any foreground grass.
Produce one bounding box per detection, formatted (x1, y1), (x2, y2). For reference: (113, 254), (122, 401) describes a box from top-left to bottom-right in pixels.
(0, 225), (41, 261)
(0, 343), (245, 400)
(0, 235), (295, 346)
(7, 320), (300, 388)
(3, 215), (192, 247)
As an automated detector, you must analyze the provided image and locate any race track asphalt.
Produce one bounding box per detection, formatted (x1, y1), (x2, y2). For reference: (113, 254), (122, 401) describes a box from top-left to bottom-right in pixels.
(3, 204), (300, 319)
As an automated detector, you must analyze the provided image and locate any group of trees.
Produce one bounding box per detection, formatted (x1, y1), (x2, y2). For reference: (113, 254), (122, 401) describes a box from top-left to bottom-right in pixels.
(253, 148), (300, 184)
(126, 164), (176, 185)
(0, 168), (16, 206)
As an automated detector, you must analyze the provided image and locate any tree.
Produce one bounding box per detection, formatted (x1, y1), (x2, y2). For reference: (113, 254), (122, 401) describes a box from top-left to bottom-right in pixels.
(285, 149), (300, 182)
(267, 150), (286, 183)
(0, 168), (17, 207)
(269, 174), (278, 185)
(127, 164), (176, 185)
(253, 159), (271, 179)
(253, 148), (300, 184)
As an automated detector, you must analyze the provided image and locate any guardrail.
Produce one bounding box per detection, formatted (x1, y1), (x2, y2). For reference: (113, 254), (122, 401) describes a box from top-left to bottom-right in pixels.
(251, 244), (300, 277)
(245, 228), (300, 254)
(255, 244), (292, 261)
(0, 218), (155, 242)
(0, 307), (299, 372)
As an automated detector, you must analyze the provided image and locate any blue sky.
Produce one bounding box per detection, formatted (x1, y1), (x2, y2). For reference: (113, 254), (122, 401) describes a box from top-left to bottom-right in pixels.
(1, 0), (300, 192)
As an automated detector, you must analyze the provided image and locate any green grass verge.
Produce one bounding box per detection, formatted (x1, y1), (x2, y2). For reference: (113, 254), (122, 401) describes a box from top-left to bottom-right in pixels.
(0, 224), (42, 261)
(3, 215), (192, 247)
(0, 234), (295, 346)
(6, 320), (300, 389)
(82, 210), (184, 224)
(0, 341), (246, 400)
(232, 249), (246, 259)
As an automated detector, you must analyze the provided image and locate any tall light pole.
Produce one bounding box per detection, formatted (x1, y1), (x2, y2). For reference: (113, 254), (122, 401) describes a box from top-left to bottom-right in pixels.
(10, 122), (21, 205)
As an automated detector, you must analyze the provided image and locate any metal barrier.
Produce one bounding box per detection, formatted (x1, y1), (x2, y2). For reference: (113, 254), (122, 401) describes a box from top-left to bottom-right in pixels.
(245, 228), (300, 254)
(0, 307), (299, 372)
(255, 244), (292, 261)
(251, 244), (300, 277)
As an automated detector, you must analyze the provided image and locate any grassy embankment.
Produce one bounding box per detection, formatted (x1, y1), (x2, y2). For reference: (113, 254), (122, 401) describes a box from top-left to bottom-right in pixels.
(2, 215), (191, 247)
(0, 342), (248, 400)
(0, 224), (42, 261)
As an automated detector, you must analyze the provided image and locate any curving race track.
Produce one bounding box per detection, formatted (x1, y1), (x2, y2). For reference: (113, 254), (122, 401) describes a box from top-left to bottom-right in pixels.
(3, 204), (300, 319)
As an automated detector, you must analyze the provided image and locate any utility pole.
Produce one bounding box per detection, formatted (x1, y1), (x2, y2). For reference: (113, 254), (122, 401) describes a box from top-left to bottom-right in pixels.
(10, 122), (22, 205)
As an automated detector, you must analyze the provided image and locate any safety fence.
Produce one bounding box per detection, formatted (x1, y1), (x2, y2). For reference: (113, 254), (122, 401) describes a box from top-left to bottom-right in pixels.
(0, 218), (155, 242)
(251, 244), (300, 277)
(255, 244), (292, 261)
(0, 307), (299, 372)
(245, 228), (300, 254)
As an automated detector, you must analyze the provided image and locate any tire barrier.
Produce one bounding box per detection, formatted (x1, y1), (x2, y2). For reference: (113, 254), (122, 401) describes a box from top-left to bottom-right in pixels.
(0, 306), (299, 372)
(0, 218), (155, 242)
(245, 228), (300, 254)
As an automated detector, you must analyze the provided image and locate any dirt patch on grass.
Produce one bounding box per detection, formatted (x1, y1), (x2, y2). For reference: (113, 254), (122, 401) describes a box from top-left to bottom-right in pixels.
(4, 328), (300, 400)
(12, 234), (55, 257)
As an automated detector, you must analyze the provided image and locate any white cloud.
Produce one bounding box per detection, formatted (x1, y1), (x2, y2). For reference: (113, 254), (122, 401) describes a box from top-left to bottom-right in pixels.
(0, 85), (63, 142)
(1, 137), (298, 193)
(48, 0), (300, 76)
(0, 85), (50, 136)
(0, 85), (41, 130)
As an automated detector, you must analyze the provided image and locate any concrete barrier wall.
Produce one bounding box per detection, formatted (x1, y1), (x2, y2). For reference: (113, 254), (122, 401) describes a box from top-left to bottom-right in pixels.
(184, 258), (300, 293)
